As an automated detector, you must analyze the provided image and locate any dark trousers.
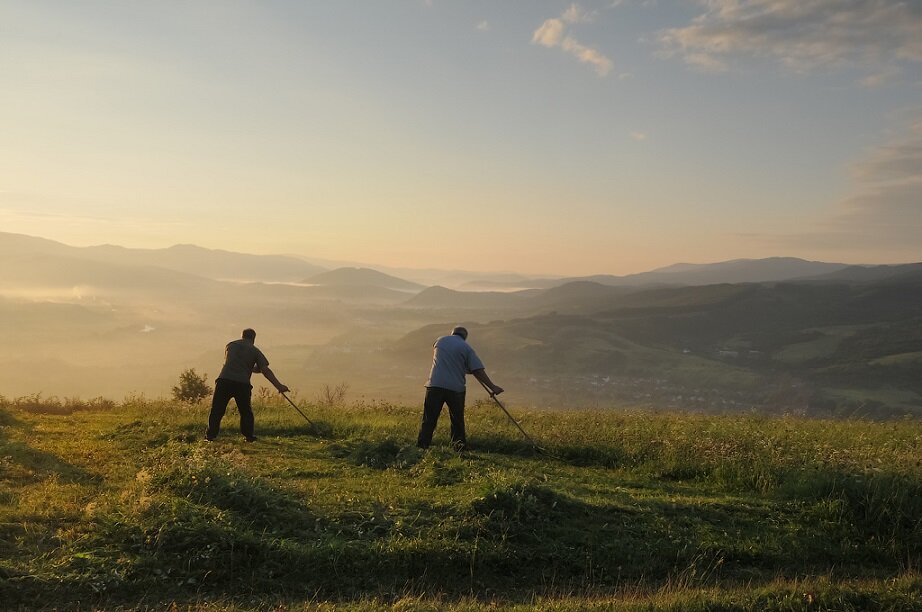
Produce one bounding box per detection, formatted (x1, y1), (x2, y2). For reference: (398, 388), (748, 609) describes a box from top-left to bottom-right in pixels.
(417, 387), (466, 450)
(207, 378), (254, 439)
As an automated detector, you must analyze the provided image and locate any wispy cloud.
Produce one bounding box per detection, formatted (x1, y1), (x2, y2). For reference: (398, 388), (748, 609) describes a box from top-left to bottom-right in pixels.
(611, 0), (658, 7)
(532, 4), (613, 76)
(658, 0), (922, 78)
(630, 131), (648, 141)
(475, 20), (490, 32)
(834, 114), (922, 239)
(532, 18), (566, 48)
(759, 112), (922, 253)
(561, 37), (613, 76)
(0, 192), (195, 245)
(562, 3), (596, 24)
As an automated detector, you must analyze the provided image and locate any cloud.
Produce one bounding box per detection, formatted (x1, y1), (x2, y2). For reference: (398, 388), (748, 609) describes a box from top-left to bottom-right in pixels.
(532, 5), (613, 76)
(532, 18), (566, 47)
(611, 0), (658, 7)
(476, 20), (490, 32)
(658, 0), (922, 77)
(561, 37), (613, 75)
(834, 117), (922, 237)
(562, 3), (596, 24)
(760, 112), (922, 253)
(630, 131), (648, 141)
(853, 124), (922, 184)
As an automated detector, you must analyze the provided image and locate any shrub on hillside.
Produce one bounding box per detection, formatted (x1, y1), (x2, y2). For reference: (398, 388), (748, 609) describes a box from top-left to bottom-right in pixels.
(0, 393), (116, 414)
(171, 369), (211, 405)
(316, 381), (349, 407)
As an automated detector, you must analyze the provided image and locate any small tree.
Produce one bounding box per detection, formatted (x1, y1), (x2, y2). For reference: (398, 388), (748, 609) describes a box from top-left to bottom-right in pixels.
(254, 385), (287, 408)
(172, 368), (211, 405)
(316, 381), (349, 408)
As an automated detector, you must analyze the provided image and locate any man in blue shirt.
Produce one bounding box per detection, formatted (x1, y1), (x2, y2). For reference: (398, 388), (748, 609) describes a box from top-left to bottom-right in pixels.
(206, 328), (289, 442)
(416, 326), (504, 451)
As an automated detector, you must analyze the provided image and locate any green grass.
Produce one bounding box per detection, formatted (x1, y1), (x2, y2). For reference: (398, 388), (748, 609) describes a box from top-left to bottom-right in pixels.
(823, 386), (922, 413)
(1, 393), (921, 610)
(768, 325), (890, 367)
(870, 352), (922, 367)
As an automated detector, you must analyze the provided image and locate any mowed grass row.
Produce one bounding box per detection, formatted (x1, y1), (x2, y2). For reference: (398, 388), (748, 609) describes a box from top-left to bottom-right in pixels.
(1, 393), (921, 610)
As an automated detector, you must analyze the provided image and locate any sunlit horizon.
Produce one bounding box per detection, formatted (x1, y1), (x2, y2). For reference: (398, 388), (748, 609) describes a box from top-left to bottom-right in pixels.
(2, 2), (920, 276)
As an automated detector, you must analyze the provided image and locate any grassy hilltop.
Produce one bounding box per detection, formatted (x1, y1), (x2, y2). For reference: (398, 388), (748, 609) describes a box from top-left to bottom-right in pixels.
(1, 394), (921, 610)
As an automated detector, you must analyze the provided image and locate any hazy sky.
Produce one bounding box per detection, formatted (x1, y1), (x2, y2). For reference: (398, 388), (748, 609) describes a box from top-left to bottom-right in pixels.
(1, 1), (920, 276)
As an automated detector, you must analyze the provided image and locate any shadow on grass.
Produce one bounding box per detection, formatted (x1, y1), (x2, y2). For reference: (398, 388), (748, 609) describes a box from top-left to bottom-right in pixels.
(0, 439), (99, 486)
(254, 420), (337, 439)
(328, 437), (423, 470)
(0, 406), (21, 428)
(7, 464), (921, 608)
(161, 419), (338, 444)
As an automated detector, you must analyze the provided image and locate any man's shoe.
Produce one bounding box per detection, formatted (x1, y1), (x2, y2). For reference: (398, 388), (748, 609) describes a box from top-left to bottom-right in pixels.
(244, 436), (258, 443)
(204, 429), (215, 442)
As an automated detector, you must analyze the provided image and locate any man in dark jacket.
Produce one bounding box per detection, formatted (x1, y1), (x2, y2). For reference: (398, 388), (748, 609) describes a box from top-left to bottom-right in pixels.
(206, 328), (288, 442)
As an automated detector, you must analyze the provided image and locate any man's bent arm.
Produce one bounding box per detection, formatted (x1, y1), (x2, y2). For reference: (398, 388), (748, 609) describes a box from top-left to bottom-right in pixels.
(471, 369), (503, 395)
(261, 366), (290, 393)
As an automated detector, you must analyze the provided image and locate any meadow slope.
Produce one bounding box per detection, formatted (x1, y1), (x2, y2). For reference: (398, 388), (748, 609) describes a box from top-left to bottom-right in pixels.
(1, 394), (921, 610)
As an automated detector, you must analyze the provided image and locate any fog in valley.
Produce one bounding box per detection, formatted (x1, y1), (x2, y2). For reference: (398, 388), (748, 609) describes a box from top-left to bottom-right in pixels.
(2, 231), (920, 418)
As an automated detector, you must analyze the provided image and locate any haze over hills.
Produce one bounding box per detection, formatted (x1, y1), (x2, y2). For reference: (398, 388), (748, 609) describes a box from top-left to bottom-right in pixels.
(1, 231), (920, 417)
(627, 257), (849, 285)
(0, 232), (326, 283)
(381, 275), (922, 415)
(798, 262), (922, 284)
(406, 282), (635, 316)
(405, 286), (532, 311)
(467, 257), (854, 290)
(0, 231), (882, 291)
(305, 267), (425, 292)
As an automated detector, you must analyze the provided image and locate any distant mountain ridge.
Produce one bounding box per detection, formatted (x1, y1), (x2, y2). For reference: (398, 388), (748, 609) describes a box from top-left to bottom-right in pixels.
(3, 230), (922, 414)
(387, 271), (922, 415)
(85, 243), (327, 282)
(519, 257), (854, 289)
(6, 231), (918, 290)
(454, 258), (855, 290)
(0, 232), (326, 282)
(405, 286), (533, 310)
(305, 267), (425, 292)
(798, 262), (922, 284)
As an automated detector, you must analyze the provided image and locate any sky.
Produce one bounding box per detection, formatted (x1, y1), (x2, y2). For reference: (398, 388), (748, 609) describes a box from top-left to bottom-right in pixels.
(1, 0), (920, 276)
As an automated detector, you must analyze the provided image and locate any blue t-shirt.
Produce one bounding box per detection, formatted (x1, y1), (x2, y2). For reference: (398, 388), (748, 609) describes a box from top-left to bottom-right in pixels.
(425, 334), (485, 392)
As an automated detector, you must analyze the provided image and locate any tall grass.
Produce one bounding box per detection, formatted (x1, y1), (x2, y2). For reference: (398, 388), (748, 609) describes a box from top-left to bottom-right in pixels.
(0, 394), (920, 609)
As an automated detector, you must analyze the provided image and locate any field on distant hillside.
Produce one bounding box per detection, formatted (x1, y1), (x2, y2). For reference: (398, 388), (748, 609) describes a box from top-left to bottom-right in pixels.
(1, 393), (921, 610)
(3, 231), (921, 416)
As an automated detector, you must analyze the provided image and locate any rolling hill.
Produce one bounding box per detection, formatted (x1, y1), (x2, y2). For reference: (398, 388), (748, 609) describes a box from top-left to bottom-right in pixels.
(375, 275), (922, 415)
(3, 231), (920, 415)
(305, 267), (425, 292)
(509, 257), (853, 290)
(0, 232), (326, 283)
(405, 281), (637, 315)
(403, 285), (534, 310)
